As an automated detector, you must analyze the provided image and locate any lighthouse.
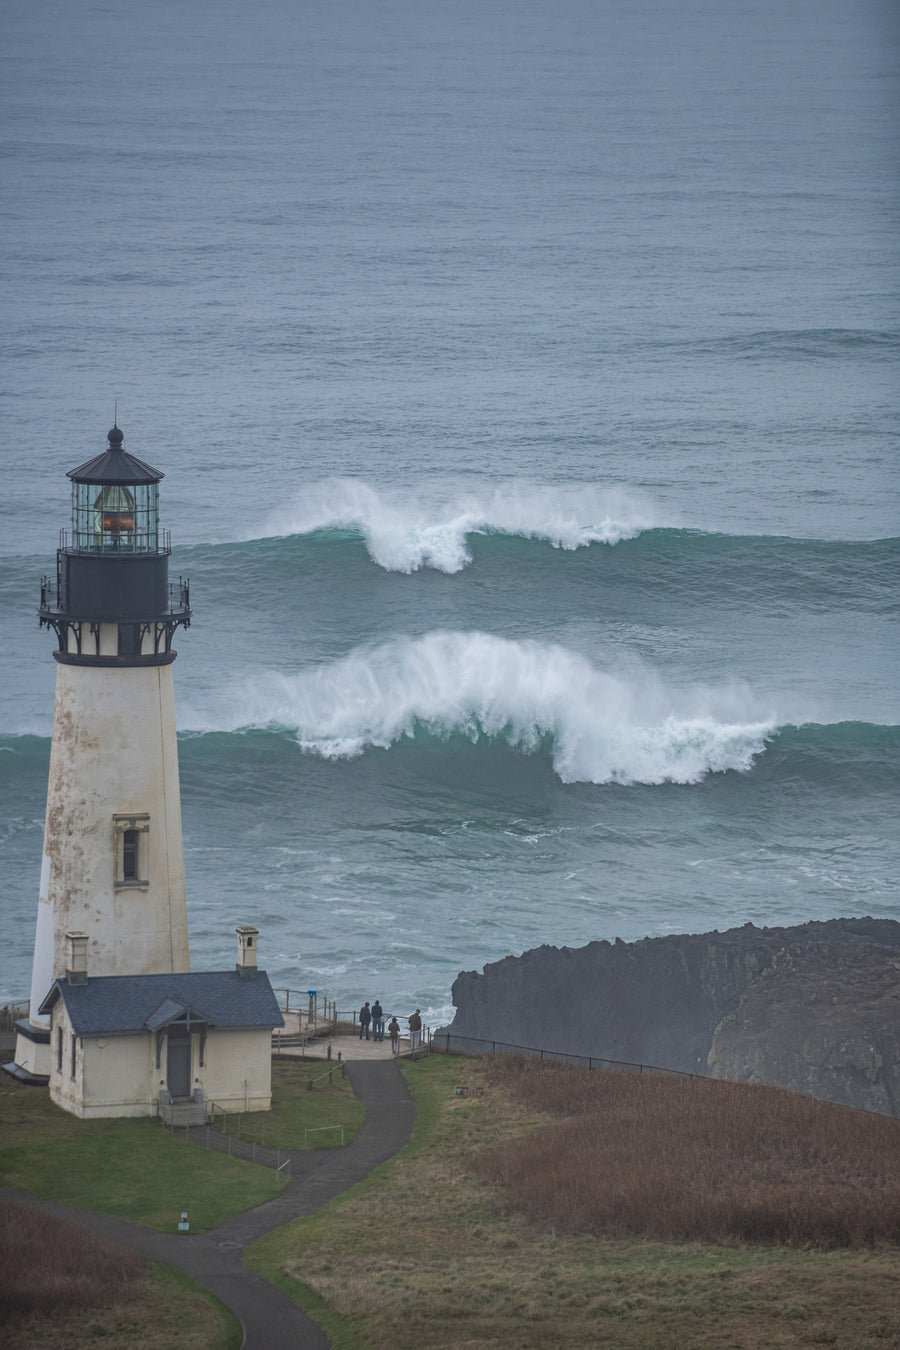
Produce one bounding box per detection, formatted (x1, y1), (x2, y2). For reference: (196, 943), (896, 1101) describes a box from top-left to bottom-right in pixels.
(8, 423), (192, 1083)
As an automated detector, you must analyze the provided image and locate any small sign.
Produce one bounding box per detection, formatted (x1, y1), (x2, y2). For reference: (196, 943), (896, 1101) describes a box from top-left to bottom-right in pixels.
(178, 1211), (190, 1232)
(454, 1086), (484, 1097)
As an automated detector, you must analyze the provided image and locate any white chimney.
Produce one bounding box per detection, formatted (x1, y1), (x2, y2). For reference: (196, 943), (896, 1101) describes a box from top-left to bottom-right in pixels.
(236, 925), (259, 979)
(65, 931), (89, 985)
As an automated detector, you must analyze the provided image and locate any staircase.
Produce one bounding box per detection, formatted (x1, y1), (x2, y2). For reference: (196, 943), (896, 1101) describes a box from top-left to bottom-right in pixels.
(159, 1084), (206, 1126)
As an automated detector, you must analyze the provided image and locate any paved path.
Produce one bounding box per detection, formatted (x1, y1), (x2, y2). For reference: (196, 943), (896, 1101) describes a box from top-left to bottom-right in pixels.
(2, 1058), (416, 1349)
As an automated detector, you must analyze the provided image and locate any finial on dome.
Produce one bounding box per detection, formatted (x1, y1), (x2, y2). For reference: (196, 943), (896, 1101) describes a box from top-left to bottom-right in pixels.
(107, 425), (125, 449)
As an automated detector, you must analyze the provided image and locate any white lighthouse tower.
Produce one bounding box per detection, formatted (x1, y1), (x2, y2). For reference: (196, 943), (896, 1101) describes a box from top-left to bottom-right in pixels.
(8, 423), (192, 1082)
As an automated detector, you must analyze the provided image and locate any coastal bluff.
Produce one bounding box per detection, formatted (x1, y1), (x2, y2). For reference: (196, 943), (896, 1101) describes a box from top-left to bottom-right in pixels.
(438, 918), (900, 1117)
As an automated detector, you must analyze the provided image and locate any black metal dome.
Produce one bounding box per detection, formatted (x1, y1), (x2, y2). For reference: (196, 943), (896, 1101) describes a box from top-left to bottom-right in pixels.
(67, 425), (164, 486)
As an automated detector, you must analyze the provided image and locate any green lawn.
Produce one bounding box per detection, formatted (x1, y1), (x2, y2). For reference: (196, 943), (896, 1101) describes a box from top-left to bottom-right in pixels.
(213, 1056), (364, 1150)
(0, 1055), (360, 1232)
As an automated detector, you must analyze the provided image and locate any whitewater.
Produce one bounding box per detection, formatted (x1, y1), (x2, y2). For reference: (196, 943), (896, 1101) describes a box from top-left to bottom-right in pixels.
(256, 480), (661, 573)
(182, 631), (776, 783)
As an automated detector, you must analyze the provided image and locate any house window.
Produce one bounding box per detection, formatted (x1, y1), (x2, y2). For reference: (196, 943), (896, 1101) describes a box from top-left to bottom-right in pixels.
(57, 1026), (63, 1074)
(113, 813), (150, 888)
(70, 1033), (76, 1080)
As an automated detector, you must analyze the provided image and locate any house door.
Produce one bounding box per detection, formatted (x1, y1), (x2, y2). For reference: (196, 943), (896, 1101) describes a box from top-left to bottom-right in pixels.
(167, 1033), (192, 1099)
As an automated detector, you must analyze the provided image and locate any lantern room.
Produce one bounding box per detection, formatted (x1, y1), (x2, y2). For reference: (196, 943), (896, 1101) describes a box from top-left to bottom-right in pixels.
(68, 425), (162, 553)
(39, 422), (190, 650)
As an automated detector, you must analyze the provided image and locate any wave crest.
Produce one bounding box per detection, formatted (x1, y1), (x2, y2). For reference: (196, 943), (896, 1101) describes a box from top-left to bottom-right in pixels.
(183, 632), (776, 785)
(251, 479), (659, 573)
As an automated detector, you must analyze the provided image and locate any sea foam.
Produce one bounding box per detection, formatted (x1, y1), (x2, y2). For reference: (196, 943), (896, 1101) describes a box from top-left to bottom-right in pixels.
(185, 631), (776, 785)
(252, 479), (660, 573)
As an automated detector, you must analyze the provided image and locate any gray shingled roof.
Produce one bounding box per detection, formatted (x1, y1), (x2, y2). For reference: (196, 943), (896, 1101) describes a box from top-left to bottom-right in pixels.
(39, 971), (285, 1037)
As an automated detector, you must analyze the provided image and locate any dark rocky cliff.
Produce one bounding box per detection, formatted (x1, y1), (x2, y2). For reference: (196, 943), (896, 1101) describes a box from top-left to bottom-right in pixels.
(438, 918), (900, 1116)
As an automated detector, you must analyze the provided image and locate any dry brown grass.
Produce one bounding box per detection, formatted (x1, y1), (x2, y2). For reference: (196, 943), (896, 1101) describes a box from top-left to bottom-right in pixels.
(0, 1200), (238, 1350)
(246, 1056), (900, 1350)
(472, 1059), (900, 1247)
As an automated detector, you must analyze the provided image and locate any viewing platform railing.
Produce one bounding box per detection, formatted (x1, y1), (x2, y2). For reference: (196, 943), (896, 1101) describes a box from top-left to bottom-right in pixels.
(272, 989), (432, 1052)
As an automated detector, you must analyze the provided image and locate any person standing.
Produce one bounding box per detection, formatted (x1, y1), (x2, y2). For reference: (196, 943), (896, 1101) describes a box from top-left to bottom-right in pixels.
(388, 1016), (400, 1054)
(408, 1008), (422, 1051)
(371, 999), (384, 1042)
(359, 1001), (372, 1040)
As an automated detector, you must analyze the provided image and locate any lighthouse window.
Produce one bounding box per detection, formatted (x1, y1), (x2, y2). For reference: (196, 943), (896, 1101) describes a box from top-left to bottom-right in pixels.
(71, 480), (159, 552)
(114, 813), (150, 888)
(123, 830), (139, 880)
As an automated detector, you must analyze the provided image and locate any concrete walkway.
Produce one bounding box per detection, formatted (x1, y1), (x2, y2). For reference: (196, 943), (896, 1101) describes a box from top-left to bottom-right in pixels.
(2, 1058), (417, 1349)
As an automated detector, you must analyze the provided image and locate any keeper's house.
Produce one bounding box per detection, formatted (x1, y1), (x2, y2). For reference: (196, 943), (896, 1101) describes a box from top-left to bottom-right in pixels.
(39, 927), (283, 1121)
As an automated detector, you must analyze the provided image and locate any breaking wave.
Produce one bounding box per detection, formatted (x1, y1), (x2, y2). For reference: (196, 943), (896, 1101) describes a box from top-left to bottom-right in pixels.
(250, 479), (660, 573)
(180, 631), (777, 785)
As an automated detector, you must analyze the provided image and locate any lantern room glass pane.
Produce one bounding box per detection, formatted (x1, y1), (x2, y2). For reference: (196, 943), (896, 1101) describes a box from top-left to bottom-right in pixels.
(71, 481), (159, 551)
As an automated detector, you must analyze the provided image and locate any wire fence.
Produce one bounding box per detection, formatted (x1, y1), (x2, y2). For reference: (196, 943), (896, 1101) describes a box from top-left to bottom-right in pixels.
(168, 1119), (295, 1174)
(432, 1032), (706, 1081)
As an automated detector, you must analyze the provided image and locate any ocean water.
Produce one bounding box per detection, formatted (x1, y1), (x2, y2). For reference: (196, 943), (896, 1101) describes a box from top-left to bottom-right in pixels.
(1, 0), (898, 1025)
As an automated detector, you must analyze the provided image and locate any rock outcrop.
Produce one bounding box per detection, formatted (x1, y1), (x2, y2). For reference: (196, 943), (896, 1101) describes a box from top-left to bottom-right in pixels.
(438, 918), (900, 1116)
